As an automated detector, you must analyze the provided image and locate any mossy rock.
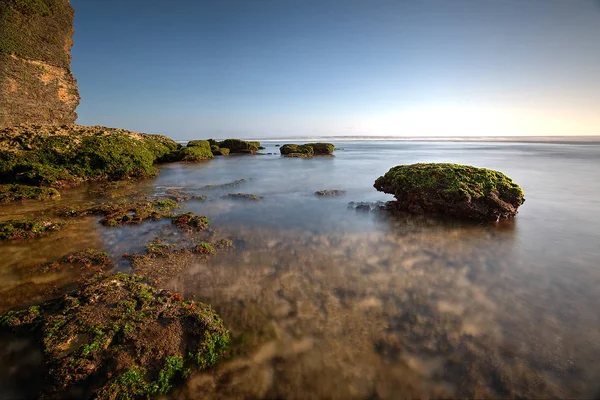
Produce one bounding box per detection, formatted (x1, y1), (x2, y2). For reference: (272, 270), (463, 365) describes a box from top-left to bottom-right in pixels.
(0, 216), (64, 240)
(279, 144), (314, 157)
(374, 163), (525, 221)
(0, 184), (59, 203)
(179, 142), (214, 162)
(172, 212), (210, 230)
(0, 272), (230, 398)
(0, 125), (182, 186)
(218, 139), (257, 154)
(306, 142), (335, 155)
(212, 147), (230, 156)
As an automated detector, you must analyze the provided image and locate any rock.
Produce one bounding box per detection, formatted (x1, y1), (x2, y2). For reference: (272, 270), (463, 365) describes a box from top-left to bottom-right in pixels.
(0, 125), (181, 186)
(180, 140), (214, 161)
(213, 147), (230, 156)
(0, 0), (80, 127)
(348, 201), (386, 212)
(374, 163), (525, 221)
(306, 142), (335, 155)
(0, 216), (64, 240)
(218, 139), (258, 154)
(0, 273), (230, 398)
(222, 193), (263, 201)
(0, 184), (60, 203)
(315, 190), (346, 196)
(279, 144), (314, 157)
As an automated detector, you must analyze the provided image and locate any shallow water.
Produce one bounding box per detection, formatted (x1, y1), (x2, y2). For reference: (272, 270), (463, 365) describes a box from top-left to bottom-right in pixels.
(1, 141), (600, 398)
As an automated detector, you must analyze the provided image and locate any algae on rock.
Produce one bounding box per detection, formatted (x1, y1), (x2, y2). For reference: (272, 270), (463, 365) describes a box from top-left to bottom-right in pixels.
(374, 163), (525, 221)
(0, 272), (230, 399)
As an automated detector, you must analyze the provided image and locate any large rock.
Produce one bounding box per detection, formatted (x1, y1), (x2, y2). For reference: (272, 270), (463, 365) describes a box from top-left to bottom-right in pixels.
(374, 163), (525, 221)
(0, 124), (181, 186)
(218, 138), (257, 154)
(0, 273), (230, 399)
(279, 144), (314, 157)
(0, 0), (80, 127)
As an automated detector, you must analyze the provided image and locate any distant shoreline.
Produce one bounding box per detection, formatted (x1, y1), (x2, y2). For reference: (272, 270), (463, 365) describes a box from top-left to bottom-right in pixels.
(177, 136), (600, 145)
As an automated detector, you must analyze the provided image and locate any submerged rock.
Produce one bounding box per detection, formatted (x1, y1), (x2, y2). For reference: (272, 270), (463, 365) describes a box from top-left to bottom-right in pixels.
(222, 193), (263, 201)
(0, 216), (64, 240)
(0, 184), (60, 203)
(315, 190), (346, 196)
(0, 273), (230, 399)
(374, 163), (525, 221)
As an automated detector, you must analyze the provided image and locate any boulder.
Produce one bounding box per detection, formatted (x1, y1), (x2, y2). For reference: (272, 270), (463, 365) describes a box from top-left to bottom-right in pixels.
(218, 139), (257, 154)
(374, 163), (525, 221)
(180, 140), (213, 162)
(279, 144), (314, 157)
(0, 273), (230, 398)
(306, 142), (335, 155)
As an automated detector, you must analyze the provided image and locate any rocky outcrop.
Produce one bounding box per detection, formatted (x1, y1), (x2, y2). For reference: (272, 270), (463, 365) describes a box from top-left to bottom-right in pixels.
(279, 142), (335, 157)
(374, 163), (525, 222)
(0, 0), (80, 127)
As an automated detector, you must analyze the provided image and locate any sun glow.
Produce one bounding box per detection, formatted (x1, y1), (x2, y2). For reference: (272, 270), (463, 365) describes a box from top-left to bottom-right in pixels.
(355, 105), (598, 137)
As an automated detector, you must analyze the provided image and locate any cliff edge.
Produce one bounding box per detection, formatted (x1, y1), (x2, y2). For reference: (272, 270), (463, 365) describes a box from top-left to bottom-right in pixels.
(0, 0), (80, 127)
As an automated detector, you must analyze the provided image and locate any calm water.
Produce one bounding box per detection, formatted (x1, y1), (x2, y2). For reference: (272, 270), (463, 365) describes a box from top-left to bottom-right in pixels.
(1, 141), (600, 398)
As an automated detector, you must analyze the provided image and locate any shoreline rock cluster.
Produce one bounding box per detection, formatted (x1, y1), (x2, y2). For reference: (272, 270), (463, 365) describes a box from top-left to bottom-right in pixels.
(279, 142), (335, 157)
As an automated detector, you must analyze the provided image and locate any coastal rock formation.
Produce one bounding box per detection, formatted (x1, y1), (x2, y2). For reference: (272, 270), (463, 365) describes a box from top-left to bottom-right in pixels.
(181, 140), (213, 161)
(279, 142), (335, 157)
(218, 138), (258, 154)
(0, 273), (230, 398)
(279, 144), (314, 157)
(315, 189), (346, 196)
(0, 0), (80, 127)
(374, 163), (525, 221)
(0, 124), (181, 187)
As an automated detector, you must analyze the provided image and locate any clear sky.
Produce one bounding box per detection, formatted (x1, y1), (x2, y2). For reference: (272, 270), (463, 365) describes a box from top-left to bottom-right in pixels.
(71, 0), (600, 139)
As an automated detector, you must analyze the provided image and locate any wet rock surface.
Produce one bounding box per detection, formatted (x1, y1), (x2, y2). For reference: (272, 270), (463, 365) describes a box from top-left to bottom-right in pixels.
(0, 273), (230, 399)
(374, 163), (525, 221)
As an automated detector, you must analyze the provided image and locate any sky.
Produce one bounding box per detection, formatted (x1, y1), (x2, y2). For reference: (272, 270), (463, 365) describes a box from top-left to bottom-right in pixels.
(71, 0), (600, 139)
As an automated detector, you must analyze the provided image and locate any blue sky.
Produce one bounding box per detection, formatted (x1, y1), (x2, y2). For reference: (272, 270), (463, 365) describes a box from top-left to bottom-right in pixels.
(71, 0), (600, 139)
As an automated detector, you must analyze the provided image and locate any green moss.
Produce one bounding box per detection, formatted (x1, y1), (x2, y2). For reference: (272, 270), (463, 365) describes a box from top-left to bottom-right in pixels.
(179, 143), (214, 162)
(0, 216), (64, 240)
(0, 184), (59, 203)
(279, 144), (314, 157)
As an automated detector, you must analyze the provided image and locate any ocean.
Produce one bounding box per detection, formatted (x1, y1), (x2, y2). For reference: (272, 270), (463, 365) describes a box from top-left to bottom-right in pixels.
(1, 140), (599, 398)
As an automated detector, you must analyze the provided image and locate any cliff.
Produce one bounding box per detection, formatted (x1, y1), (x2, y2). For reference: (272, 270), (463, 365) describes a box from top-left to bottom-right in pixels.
(0, 0), (80, 127)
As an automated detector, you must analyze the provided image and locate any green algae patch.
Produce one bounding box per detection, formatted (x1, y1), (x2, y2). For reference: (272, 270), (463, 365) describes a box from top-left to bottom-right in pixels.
(0, 184), (59, 203)
(0, 272), (230, 398)
(212, 147), (230, 156)
(279, 144), (315, 157)
(222, 193), (263, 201)
(194, 241), (216, 255)
(172, 212), (210, 230)
(0, 125), (182, 187)
(374, 163), (525, 221)
(0, 216), (64, 240)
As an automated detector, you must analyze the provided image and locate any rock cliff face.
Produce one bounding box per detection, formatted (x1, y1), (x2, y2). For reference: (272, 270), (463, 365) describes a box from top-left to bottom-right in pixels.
(0, 0), (80, 127)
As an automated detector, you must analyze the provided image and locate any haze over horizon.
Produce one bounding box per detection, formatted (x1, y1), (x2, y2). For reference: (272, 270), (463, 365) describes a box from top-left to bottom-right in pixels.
(71, 0), (600, 139)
